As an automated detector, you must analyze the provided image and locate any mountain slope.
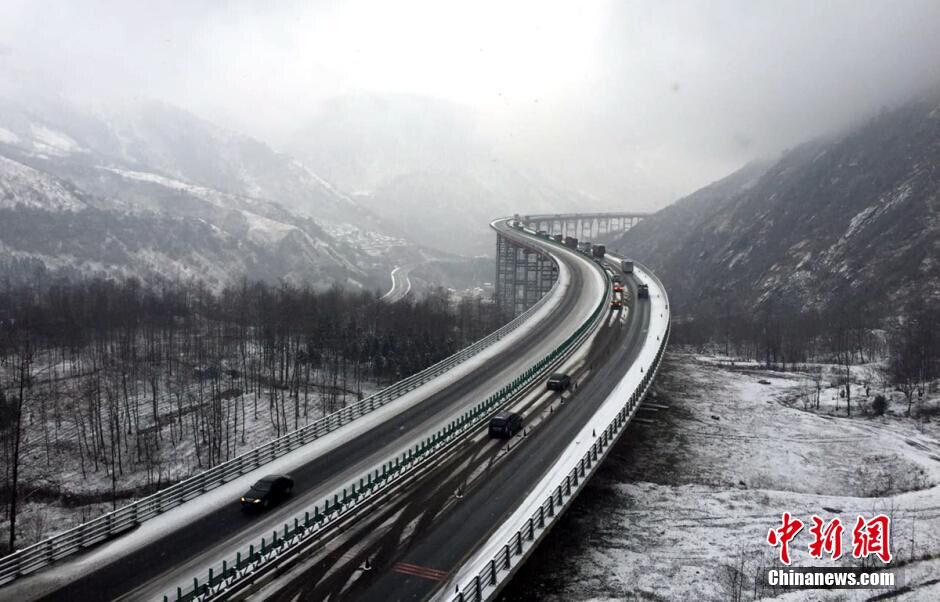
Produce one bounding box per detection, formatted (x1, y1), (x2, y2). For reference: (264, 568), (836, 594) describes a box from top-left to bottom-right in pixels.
(609, 96), (940, 315)
(282, 94), (484, 194)
(360, 165), (581, 255)
(0, 97), (393, 223)
(0, 99), (403, 289)
(282, 93), (583, 255)
(0, 154), (90, 211)
(0, 153), (371, 289)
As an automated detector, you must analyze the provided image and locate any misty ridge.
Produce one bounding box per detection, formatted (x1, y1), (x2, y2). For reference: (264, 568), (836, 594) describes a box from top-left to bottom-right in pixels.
(0, 3), (939, 430)
(2, 3), (940, 600)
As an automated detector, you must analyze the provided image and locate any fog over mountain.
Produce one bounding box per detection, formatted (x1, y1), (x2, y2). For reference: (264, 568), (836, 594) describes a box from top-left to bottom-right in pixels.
(607, 93), (940, 317)
(4, 6), (940, 600)
(3, 1), (939, 217)
(0, 96), (429, 289)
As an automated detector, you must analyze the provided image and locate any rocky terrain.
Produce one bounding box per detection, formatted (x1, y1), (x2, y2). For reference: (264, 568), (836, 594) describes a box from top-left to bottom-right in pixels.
(0, 98), (419, 290)
(607, 96), (940, 317)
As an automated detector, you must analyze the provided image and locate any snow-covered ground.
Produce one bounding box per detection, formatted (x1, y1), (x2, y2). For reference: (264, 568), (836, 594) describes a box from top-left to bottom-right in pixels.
(504, 352), (940, 601)
(2, 357), (381, 550)
(323, 222), (410, 257)
(0, 155), (87, 211)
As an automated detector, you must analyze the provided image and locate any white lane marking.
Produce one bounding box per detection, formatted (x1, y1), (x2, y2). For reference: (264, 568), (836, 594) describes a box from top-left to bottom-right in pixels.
(399, 270), (412, 298)
(381, 266), (401, 300)
(381, 267), (413, 302)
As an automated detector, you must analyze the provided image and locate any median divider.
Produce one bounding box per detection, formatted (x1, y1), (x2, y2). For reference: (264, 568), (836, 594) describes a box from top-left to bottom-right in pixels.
(443, 262), (670, 602)
(166, 227), (612, 602)
(0, 225), (563, 588)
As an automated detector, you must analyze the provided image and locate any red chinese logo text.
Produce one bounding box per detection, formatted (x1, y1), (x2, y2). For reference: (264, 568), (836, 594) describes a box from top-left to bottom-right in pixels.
(852, 514), (892, 563)
(767, 512), (804, 565)
(765, 513), (892, 565)
(808, 515), (844, 560)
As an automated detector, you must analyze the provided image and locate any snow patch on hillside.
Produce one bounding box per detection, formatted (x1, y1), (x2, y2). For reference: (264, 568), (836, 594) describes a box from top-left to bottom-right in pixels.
(324, 223), (409, 256)
(882, 181), (914, 211)
(0, 127), (21, 145)
(845, 204), (877, 239)
(0, 155), (86, 211)
(30, 125), (81, 156)
(101, 166), (200, 194)
(242, 210), (296, 245)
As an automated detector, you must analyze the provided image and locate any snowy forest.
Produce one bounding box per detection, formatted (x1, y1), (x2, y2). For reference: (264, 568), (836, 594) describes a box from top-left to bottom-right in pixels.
(0, 278), (500, 553)
(671, 296), (940, 418)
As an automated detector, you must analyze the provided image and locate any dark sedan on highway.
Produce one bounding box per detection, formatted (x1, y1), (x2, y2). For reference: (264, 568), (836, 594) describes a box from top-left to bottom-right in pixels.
(240, 474), (294, 511)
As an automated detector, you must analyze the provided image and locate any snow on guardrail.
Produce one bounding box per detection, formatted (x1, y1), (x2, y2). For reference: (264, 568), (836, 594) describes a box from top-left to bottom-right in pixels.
(162, 225), (611, 602)
(438, 259), (670, 602)
(0, 224), (565, 589)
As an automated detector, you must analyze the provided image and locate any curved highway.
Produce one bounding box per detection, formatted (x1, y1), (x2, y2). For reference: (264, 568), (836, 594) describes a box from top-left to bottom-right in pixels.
(5, 219), (607, 602)
(256, 255), (653, 601)
(381, 265), (412, 303)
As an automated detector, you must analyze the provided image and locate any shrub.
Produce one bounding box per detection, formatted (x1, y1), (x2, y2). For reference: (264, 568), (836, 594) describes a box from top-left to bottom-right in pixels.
(872, 394), (888, 416)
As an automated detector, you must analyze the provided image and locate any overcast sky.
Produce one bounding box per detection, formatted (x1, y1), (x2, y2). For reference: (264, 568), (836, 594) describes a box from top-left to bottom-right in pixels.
(3, 0), (940, 207)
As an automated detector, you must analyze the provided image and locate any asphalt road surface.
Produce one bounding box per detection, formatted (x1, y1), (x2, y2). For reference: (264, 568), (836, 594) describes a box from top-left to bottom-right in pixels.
(20, 221), (605, 602)
(262, 272), (651, 601)
(381, 266), (412, 303)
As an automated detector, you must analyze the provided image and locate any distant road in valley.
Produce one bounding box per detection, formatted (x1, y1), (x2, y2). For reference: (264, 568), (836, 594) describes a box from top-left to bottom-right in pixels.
(381, 265), (412, 303)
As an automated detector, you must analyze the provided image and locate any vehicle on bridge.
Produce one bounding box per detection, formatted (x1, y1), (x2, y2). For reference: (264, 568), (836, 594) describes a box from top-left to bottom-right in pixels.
(564, 236), (578, 249)
(489, 412), (523, 439)
(621, 259), (634, 273)
(611, 297), (623, 310)
(577, 241), (592, 254)
(552, 233), (563, 242)
(612, 280), (623, 293)
(592, 244), (606, 258)
(546, 372), (571, 391)
(638, 283), (649, 298)
(240, 475), (294, 511)
(536, 230), (550, 238)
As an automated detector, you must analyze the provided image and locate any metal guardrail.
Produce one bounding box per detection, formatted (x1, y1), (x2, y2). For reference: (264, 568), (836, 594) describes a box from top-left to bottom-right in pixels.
(446, 263), (671, 602)
(0, 242), (562, 588)
(167, 227), (612, 602)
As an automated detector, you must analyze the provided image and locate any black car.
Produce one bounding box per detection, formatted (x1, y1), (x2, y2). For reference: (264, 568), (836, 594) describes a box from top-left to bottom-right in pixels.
(546, 372), (571, 391)
(240, 474), (294, 511)
(489, 412), (523, 439)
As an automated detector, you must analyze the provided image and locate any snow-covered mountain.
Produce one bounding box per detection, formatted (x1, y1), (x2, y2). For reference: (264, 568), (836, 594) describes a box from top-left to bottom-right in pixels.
(359, 166), (583, 255)
(282, 94), (485, 194)
(0, 97), (416, 290)
(608, 95), (940, 316)
(282, 93), (586, 255)
(0, 154), (90, 211)
(0, 97), (374, 222)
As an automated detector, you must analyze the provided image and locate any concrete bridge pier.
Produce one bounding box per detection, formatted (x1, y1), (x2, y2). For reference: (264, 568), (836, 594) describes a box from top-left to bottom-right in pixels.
(498, 212), (648, 319)
(495, 233), (557, 320)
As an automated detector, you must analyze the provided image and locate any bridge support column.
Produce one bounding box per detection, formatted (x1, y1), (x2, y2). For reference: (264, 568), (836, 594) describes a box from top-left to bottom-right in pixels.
(495, 232), (558, 320)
